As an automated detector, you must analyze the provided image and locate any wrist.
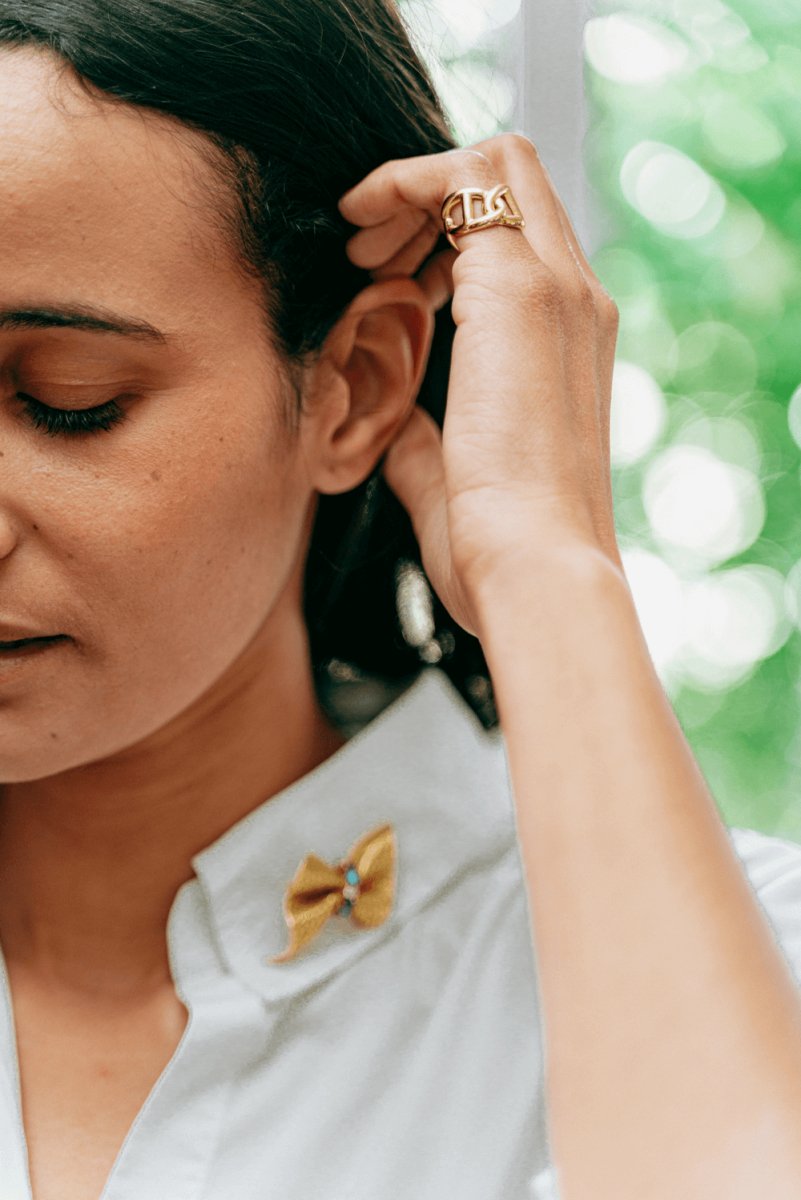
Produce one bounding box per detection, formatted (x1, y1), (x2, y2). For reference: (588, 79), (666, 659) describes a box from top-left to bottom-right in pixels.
(471, 539), (631, 650)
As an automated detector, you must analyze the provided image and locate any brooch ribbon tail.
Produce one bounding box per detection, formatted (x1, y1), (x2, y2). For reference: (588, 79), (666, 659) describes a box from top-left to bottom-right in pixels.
(268, 854), (344, 964)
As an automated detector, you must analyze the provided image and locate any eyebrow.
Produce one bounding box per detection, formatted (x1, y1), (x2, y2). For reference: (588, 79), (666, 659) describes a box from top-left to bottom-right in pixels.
(0, 304), (169, 344)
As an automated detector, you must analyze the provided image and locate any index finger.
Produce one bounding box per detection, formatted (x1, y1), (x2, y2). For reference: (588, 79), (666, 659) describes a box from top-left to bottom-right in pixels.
(338, 148), (496, 225)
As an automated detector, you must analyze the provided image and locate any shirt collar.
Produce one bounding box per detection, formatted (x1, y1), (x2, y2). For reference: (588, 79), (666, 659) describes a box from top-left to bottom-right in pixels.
(185, 666), (516, 1003)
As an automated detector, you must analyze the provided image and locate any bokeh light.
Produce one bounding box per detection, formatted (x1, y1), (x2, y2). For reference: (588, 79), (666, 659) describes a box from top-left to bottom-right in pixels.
(679, 565), (791, 690)
(701, 97), (786, 170)
(400, 0), (520, 144)
(609, 360), (668, 465)
(643, 444), (765, 569)
(620, 142), (727, 239)
(588, 0), (801, 838)
(398, 0), (801, 839)
(584, 13), (690, 84)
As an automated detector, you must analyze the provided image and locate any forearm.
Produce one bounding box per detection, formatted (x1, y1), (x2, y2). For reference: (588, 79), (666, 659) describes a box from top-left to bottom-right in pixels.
(475, 545), (801, 1200)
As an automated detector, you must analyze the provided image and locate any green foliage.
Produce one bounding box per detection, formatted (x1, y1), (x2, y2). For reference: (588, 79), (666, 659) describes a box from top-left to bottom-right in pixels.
(586, 1), (801, 838)
(402, 0), (801, 838)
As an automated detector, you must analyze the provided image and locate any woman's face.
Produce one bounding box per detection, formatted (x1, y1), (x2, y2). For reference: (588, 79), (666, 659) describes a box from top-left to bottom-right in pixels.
(0, 48), (318, 782)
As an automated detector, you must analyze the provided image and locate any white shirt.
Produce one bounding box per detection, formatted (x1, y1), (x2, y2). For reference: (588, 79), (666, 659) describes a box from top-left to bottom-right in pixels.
(3, 665), (801, 1200)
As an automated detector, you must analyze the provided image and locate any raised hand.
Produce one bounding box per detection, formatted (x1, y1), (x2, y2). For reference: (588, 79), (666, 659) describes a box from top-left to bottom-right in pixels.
(338, 133), (622, 638)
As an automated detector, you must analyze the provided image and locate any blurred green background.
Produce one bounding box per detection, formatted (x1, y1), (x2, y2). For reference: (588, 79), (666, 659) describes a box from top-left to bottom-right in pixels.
(399, 0), (801, 841)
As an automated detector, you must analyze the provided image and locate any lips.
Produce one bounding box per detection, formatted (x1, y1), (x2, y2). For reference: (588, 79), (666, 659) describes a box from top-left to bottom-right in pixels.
(0, 635), (68, 649)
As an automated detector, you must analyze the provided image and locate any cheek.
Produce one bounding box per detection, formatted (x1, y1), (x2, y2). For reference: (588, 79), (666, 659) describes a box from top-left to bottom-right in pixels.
(2, 420), (307, 777)
(98, 428), (302, 665)
(128, 437), (300, 642)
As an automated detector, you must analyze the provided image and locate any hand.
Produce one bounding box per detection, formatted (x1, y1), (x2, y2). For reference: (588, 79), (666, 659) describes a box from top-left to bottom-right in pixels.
(337, 133), (623, 639)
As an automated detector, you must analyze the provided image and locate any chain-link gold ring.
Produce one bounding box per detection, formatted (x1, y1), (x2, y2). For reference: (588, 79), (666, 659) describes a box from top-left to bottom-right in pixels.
(440, 184), (526, 252)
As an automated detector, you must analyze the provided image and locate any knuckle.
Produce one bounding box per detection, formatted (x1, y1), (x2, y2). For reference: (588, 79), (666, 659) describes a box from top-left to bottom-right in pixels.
(508, 259), (596, 323)
(447, 147), (496, 180)
(494, 130), (538, 159)
(595, 287), (620, 326)
(532, 258), (560, 292)
(573, 276), (597, 318)
(523, 260), (566, 313)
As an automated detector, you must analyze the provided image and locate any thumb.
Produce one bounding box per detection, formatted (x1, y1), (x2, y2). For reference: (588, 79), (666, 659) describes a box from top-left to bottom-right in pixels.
(381, 405), (449, 577)
(382, 404), (481, 638)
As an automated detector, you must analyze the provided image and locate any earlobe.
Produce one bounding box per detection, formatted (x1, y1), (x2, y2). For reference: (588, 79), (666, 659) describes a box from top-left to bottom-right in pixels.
(305, 277), (436, 497)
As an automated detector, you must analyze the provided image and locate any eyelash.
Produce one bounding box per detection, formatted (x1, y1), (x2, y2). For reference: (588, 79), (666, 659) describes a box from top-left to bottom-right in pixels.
(17, 393), (128, 438)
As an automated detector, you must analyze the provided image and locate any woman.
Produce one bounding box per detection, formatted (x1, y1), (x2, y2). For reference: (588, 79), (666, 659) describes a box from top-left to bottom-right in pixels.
(1, 2), (801, 1198)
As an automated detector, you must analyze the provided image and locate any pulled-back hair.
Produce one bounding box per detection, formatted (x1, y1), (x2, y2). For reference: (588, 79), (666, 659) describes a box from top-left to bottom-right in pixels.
(0, 0), (498, 728)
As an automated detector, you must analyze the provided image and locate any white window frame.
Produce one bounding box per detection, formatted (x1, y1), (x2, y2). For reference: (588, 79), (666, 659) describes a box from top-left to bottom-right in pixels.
(514, 0), (597, 258)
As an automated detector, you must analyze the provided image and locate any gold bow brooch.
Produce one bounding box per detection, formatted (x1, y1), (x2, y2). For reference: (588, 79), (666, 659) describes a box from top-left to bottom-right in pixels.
(268, 823), (396, 964)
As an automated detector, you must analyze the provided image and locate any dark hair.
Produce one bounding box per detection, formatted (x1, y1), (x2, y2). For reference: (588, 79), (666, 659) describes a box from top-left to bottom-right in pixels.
(0, 0), (498, 729)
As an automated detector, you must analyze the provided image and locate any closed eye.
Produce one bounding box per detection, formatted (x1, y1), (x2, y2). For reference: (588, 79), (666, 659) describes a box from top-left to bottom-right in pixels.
(16, 392), (128, 438)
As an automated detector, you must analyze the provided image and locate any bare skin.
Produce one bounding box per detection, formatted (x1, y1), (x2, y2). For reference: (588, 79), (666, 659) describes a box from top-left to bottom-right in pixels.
(0, 46), (434, 1199)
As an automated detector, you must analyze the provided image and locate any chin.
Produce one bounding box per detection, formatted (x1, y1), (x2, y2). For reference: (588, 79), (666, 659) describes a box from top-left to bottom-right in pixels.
(0, 740), (85, 784)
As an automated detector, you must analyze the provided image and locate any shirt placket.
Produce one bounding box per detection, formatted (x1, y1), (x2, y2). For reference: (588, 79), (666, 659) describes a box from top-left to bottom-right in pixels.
(96, 877), (273, 1200)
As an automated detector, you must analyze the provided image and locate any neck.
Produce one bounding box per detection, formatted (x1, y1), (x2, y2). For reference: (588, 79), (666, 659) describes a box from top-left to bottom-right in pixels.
(0, 601), (347, 1001)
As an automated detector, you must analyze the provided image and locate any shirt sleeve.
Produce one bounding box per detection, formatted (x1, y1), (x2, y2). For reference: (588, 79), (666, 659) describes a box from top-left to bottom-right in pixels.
(726, 824), (801, 988)
(523, 824), (801, 1200)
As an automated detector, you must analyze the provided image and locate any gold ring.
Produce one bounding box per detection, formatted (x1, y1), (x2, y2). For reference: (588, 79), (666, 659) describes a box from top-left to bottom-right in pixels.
(440, 184), (526, 252)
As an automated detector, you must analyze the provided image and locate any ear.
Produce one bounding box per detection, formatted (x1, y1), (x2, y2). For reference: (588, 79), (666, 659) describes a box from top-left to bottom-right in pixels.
(299, 276), (436, 496)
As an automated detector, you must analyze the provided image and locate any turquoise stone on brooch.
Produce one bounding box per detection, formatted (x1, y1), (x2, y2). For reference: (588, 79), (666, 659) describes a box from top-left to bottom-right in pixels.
(337, 864), (361, 916)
